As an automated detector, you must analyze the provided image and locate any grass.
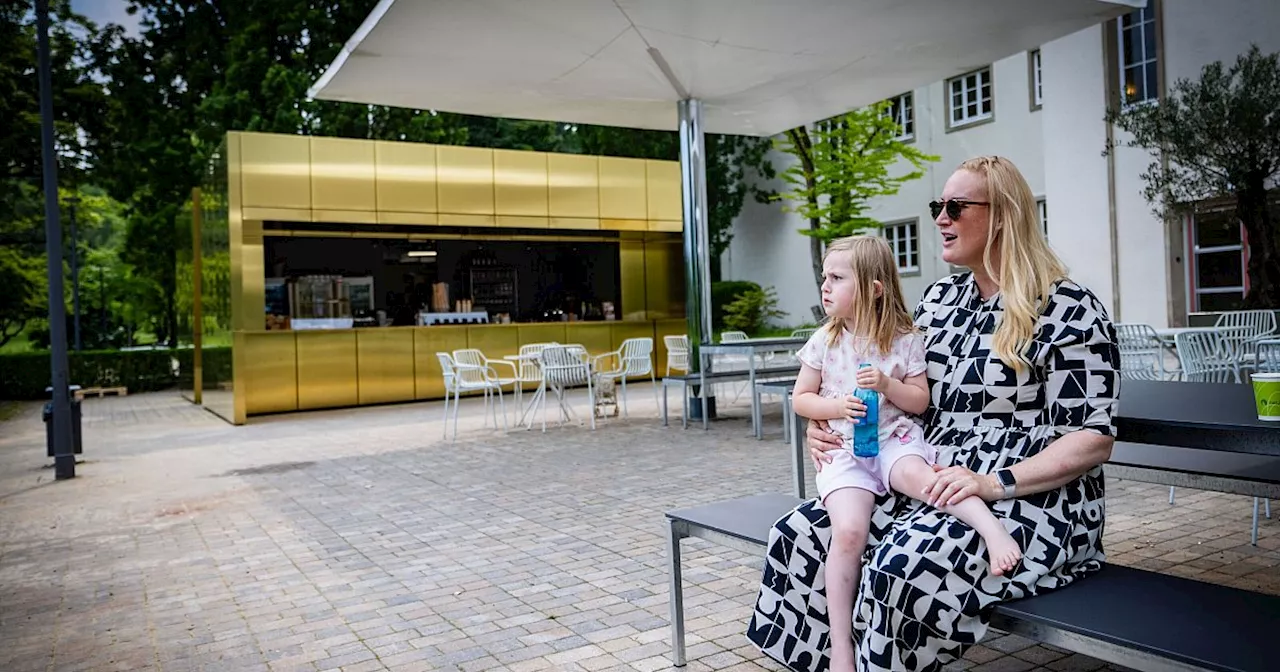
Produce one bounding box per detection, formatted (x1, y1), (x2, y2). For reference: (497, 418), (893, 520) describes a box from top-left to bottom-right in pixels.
(0, 401), (25, 422)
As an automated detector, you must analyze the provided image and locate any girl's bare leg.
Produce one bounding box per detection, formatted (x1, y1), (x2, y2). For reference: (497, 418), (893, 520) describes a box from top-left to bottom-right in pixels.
(822, 487), (877, 671)
(889, 456), (1022, 576)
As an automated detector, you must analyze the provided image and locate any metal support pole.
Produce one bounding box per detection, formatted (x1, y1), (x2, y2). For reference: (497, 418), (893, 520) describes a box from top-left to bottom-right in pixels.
(37, 0), (74, 479)
(678, 99), (714, 417)
(69, 196), (81, 351)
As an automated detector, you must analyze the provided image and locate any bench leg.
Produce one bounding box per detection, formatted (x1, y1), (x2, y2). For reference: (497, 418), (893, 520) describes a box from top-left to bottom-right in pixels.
(680, 381), (688, 430)
(661, 381), (669, 427)
(752, 386), (763, 441)
(668, 519), (687, 667)
(1253, 497), (1260, 546)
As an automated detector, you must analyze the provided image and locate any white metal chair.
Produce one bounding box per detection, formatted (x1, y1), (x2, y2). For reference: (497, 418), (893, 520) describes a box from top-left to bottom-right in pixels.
(436, 351), (507, 440)
(1215, 310), (1277, 374)
(536, 344), (595, 432)
(1116, 323), (1178, 381)
(790, 328), (817, 339)
(592, 337), (657, 417)
(453, 348), (519, 423)
(664, 335), (689, 376)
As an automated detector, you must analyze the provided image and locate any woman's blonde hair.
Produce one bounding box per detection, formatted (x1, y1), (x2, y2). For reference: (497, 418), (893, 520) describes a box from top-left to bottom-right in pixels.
(822, 235), (917, 355)
(958, 156), (1067, 373)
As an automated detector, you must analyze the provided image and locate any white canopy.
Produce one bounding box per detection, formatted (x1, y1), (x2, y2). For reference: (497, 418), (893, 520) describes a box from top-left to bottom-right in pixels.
(310, 0), (1143, 137)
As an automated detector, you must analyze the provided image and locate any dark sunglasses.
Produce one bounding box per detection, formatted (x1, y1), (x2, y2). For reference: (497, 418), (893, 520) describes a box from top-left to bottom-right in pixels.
(930, 199), (989, 220)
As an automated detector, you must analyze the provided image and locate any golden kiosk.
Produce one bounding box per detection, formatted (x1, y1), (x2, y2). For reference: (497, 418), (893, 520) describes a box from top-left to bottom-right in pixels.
(185, 131), (687, 425)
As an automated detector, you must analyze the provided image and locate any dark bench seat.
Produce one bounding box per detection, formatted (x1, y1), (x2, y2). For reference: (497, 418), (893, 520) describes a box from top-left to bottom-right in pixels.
(665, 494), (1280, 671)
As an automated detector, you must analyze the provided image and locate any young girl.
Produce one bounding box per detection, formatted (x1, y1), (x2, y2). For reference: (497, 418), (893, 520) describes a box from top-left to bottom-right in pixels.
(792, 235), (1021, 672)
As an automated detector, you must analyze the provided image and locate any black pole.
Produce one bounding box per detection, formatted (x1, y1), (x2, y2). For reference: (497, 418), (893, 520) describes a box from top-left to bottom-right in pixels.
(37, 0), (74, 479)
(69, 195), (81, 351)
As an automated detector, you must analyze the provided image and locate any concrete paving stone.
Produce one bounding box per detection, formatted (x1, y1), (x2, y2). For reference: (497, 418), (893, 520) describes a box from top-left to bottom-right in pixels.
(0, 391), (1273, 672)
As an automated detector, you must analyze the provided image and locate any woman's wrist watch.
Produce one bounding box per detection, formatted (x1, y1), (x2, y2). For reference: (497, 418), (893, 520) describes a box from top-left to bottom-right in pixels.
(995, 469), (1017, 499)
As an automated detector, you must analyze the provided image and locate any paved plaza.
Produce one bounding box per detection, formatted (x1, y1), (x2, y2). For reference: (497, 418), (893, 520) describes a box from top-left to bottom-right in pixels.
(1, 387), (1278, 672)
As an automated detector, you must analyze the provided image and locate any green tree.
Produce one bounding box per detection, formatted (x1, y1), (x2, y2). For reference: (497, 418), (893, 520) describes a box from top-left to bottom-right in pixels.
(776, 102), (939, 291)
(1106, 45), (1280, 308)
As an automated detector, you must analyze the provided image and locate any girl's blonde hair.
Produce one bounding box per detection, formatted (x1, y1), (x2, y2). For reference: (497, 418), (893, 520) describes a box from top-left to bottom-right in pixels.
(822, 235), (917, 355)
(958, 156), (1067, 373)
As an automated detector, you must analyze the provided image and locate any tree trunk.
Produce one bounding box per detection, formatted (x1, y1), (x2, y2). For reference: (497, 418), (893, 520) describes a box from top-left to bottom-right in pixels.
(1237, 180), (1280, 309)
(786, 128), (826, 299)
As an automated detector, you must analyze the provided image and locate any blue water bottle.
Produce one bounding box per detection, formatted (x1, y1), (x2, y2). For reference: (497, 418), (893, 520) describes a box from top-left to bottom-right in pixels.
(852, 363), (880, 458)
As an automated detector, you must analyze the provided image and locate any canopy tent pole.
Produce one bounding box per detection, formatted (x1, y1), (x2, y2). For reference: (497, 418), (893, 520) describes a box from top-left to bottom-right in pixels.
(678, 99), (712, 375)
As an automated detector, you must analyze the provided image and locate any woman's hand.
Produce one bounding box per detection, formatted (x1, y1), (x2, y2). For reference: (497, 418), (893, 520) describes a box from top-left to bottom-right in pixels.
(806, 419), (844, 471)
(923, 464), (999, 507)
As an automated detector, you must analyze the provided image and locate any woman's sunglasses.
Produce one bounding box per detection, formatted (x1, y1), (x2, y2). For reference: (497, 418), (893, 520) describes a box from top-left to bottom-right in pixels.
(929, 199), (989, 220)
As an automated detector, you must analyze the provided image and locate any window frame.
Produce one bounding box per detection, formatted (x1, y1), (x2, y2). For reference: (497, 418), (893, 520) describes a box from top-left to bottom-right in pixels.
(1028, 50), (1043, 111)
(1037, 198), (1048, 235)
(1186, 207), (1247, 312)
(883, 219), (921, 275)
(886, 92), (915, 142)
(946, 67), (994, 131)
(1116, 0), (1159, 107)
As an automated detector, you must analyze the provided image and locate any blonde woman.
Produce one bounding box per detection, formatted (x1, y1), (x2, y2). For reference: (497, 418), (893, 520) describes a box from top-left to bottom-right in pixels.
(748, 157), (1120, 672)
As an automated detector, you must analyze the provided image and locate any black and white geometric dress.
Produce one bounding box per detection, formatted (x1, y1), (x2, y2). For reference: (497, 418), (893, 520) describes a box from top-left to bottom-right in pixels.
(747, 272), (1121, 672)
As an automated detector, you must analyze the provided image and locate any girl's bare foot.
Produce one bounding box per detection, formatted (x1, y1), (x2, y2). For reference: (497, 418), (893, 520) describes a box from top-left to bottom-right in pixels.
(986, 531), (1022, 576)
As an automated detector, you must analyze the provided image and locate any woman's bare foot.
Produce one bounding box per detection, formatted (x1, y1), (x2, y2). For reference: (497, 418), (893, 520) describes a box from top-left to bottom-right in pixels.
(985, 529), (1022, 576)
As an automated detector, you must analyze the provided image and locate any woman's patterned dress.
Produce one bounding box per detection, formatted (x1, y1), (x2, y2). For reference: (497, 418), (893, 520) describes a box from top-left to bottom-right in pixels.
(747, 273), (1121, 671)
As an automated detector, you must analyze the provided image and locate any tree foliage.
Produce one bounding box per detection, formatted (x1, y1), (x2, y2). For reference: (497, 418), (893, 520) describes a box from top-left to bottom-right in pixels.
(776, 102), (939, 291)
(1106, 45), (1280, 308)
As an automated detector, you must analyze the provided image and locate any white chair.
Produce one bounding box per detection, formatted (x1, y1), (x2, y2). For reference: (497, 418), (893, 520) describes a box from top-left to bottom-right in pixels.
(664, 335), (689, 376)
(592, 337), (657, 417)
(1116, 323), (1178, 381)
(1215, 310), (1277, 374)
(536, 344), (595, 432)
(790, 328), (817, 339)
(453, 348), (519, 423)
(436, 352), (507, 440)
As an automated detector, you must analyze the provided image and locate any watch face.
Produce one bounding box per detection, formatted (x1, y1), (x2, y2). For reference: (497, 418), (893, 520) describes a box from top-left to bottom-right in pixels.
(998, 470), (1015, 487)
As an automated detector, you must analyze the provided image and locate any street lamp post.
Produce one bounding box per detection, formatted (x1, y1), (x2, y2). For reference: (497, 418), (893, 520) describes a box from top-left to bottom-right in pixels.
(67, 194), (81, 351)
(37, 0), (74, 479)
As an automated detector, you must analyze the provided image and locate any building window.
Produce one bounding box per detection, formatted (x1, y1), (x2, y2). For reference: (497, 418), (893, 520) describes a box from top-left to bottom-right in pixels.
(1117, 0), (1158, 105)
(1037, 199), (1048, 234)
(886, 92), (914, 141)
(1188, 206), (1246, 312)
(1029, 50), (1043, 110)
(884, 220), (919, 273)
(947, 68), (993, 129)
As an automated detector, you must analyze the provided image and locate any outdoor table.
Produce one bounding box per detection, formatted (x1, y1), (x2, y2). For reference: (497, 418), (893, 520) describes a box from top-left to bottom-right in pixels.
(698, 337), (806, 432)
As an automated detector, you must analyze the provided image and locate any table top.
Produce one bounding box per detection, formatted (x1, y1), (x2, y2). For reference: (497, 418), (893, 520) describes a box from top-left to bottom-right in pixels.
(700, 337), (807, 353)
(1117, 380), (1280, 456)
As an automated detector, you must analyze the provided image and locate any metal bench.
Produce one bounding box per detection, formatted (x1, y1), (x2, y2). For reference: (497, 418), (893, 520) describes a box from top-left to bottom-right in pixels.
(666, 493), (1280, 671)
(660, 365), (799, 429)
(752, 379), (795, 441)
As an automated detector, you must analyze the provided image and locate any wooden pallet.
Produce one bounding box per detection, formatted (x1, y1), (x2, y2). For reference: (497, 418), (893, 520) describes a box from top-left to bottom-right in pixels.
(75, 386), (128, 400)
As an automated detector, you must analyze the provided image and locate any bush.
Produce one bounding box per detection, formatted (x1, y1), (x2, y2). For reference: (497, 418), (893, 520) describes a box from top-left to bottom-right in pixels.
(711, 280), (761, 329)
(724, 286), (786, 335)
(0, 347), (228, 400)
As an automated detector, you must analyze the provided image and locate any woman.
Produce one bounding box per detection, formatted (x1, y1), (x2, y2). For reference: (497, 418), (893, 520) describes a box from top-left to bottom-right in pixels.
(747, 156), (1120, 672)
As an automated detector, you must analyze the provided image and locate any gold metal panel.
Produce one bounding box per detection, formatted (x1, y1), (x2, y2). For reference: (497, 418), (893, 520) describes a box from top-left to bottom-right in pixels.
(357, 329), (416, 405)
(550, 217), (599, 230)
(440, 214), (497, 228)
(466, 325), (521, 360)
(601, 218), (647, 232)
(238, 132), (311, 210)
(241, 332), (299, 415)
(240, 220), (265, 331)
(242, 207), (313, 222)
(645, 238), (685, 320)
(650, 219), (683, 232)
(565, 324), (613, 358)
(313, 209), (378, 224)
(598, 157), (648, 220)
(547, 153), (598, 218)
(437, 146), (494, 215)
(295, 331), (358, 410)
(375, 140), (437, 213)
(516, 324), (567, 348)
(414, 326), (470, 399)
(494, 150), (548, 217)
(646, 160), (682, 221)
(619, 240), (647, 321)
(497, 215), (549, 229)
(310, 136), (376, 212)
(379, 211), (439, 225)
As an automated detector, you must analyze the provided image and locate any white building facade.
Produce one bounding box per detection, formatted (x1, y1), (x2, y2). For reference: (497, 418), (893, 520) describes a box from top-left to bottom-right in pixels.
(723, 0), (1280, 328)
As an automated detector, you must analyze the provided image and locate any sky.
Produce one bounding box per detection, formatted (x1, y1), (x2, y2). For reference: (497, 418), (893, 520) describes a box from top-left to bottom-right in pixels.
(70, 0), (142, 36)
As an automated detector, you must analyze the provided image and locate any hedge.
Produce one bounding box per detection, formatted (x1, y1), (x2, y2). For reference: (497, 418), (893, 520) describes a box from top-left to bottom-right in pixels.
(711, 280), (761, 329)
(0, 347), (231, 400)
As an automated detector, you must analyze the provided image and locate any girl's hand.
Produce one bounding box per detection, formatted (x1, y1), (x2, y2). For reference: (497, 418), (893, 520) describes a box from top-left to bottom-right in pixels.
(856, 366), (888, 393)
(841, 394), (866, 423)
(806, 419), (844, 471)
